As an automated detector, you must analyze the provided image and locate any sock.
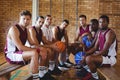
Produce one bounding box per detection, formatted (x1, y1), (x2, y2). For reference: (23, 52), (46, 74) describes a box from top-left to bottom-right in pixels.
(43, 66), (48, 74)
(48, 61), (55, 71)
(32, 73), (39, 79)
(91, 72), (99, 79)
(83, 65), (91, 72)
(66, 52), (69, 60)
(59, 53), (64, 65)
(39, 66), (46, 78)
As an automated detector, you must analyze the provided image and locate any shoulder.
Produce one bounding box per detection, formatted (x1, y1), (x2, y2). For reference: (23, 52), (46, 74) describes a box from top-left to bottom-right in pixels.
(107, 29), (116, 37)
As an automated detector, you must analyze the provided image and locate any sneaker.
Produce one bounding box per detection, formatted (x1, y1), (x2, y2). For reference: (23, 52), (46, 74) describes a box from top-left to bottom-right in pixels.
(76, 67), (88, 77)
(74, 64), (83, 70)
(48, 66), (62, 75)
(58, 63), (70, 71)
(40, 72), (56, 80)
(64, 60), (73, 67)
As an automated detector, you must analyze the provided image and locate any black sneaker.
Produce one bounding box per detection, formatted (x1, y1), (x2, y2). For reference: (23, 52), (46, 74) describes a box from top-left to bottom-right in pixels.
(64, 60), (73, 67)
(40, 72), (56, 80)
(58, 63), (70, 71)
(48, 66), (62, 75)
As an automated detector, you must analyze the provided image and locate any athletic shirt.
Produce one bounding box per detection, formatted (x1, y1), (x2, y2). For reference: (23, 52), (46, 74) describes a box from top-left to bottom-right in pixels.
(56, 26), (65, 41)
(33, 26), (42, 44)
(4, 24), (27, 54)
(79, 25), (90, 36)
(98, 29), (117, 57)
(41, 25), (53, 41)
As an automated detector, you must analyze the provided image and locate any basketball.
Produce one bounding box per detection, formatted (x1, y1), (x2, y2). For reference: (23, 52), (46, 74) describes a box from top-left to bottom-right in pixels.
(75, 51), (85, 64)
(85, 40), (92, 47)
(82, 35), (88, 44)
(55, 41), (66, 53)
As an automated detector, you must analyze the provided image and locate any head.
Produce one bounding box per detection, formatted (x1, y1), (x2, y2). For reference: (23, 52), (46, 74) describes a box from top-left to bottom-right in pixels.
(79, 15), (87, 27)
(35, 16), (44, 28)
(90, 19), (99, 32)
(19, 10), (31, 27)
(52, 41), (66, 53)
(44, 15), (52, 26)
(99, 15), (109, 30)
(60, 19), (69, 29)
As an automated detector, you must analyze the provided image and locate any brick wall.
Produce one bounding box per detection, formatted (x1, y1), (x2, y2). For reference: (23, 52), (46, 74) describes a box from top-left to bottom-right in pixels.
(0, 0), (120, 52)
(0, 0), (32, 52)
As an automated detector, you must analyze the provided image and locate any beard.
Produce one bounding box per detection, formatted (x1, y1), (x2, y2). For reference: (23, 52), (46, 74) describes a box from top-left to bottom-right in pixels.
(100, 26), (108, 30)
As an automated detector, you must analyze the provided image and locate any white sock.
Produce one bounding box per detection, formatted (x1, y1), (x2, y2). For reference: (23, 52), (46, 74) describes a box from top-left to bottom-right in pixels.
(83, 65), (91, 72)
(59, 53), (64, 65)
(43, 66), (48, 74)
(66, 52), (69, 60)
(48, 61), (55, 71)
(92, 72), (99, 79)
(32, 73), (39, 79)
(39, 66), (46, 78)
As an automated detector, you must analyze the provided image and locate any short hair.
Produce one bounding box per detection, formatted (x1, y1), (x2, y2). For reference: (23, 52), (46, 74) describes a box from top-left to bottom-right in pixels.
(99, 15), (109, 23)
(20, 10), (31, 18)
(79, 15), (87, 20)
(36, 16), (44, 21)
(45, 15), (51, 18)
(63, 19), (69, 25)
(90, 19), (98, 25)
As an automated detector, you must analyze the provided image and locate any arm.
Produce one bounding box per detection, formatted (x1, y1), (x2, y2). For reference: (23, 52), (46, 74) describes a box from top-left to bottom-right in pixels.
(9, 26), (34, 51)
(74, 27), (80, 42)
(52, 27), (58, 42)
(64, 30), (69, 48)
(28, 27), (40, 46)
(85, 34), (99, 55)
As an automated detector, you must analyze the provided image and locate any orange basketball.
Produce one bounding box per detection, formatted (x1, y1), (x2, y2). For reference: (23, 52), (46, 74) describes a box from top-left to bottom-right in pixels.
(55, 41), (66, 52)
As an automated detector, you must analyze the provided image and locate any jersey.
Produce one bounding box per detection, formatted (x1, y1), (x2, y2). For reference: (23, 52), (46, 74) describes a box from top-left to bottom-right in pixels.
(33, 26), (42, 44)
(79, 25), (90, 36)
(98, 29), (117, 57)
(56, 26), (65, 41)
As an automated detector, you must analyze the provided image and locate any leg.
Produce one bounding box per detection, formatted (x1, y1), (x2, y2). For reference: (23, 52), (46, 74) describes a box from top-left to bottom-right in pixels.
(85, 55), (102, 79)
(22, 49), (39, 74)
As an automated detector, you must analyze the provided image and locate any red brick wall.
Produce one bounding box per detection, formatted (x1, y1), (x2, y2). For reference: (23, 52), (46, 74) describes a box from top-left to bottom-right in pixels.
(0, 0), (32, 52)
(0, 0), (120, 52)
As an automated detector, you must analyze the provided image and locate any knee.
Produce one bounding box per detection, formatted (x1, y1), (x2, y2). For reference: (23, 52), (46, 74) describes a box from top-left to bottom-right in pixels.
(31, 50), (39, 58)
(85, 56), (93, 64)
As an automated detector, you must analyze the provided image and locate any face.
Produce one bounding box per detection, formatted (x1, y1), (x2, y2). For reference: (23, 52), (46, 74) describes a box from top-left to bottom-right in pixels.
(36, 18), (44, 28)
(60, 22), (68, 29)
(19, 15), (31, 27)
(99, 18), (108, 30)
(44, 16), (52, 26)
(79, 17), (86, 26)
(90, 22), (98, 32)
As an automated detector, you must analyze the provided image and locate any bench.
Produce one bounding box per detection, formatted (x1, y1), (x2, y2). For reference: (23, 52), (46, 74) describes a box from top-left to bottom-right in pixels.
(0, 53), (32, 80)
(97, 53), (120, 80)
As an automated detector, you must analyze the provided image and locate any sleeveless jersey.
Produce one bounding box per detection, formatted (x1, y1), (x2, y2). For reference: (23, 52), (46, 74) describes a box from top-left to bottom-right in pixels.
(33, 26), (42, 44)
(4, 24), (27, 54)
(98, 29), (117, 57)
(56, 26), (65, 41)
(79, 25), (90, 36)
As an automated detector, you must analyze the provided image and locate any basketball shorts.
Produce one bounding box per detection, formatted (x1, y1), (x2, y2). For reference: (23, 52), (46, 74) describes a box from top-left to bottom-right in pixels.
(6, 50), (26, 65)
(102, 56), (117, 66)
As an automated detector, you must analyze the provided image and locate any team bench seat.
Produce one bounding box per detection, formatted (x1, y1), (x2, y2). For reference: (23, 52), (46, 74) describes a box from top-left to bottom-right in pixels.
(0, 62), (33, 80)
(0, 52), (32, 80)
(97, 54), (120, 80)
(0, 62), (23, 79)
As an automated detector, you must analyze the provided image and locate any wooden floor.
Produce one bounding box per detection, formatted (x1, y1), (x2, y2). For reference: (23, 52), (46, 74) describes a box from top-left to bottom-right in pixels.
(1, 51), (120, 80)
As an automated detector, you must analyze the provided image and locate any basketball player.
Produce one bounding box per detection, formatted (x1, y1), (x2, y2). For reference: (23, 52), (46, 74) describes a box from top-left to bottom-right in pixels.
(4, 10), (56, 80)
(85, 15), (117, 80)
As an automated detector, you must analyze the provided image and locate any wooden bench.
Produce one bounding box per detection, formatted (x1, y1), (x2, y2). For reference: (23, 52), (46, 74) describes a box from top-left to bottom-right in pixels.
(0, 53), (32, 80)
(97, 54), (120, 80)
